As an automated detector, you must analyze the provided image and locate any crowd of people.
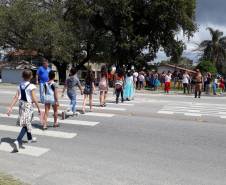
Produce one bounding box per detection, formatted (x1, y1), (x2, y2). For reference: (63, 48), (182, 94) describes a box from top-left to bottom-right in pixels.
(5, 58), (226, 152)
(124, 69), (226, 97)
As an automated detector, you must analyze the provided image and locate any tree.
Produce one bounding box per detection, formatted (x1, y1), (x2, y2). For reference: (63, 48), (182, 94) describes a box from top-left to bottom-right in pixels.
(0, 0), (197, 81)
(65, 0), (197, 67)
(0, 0), (79, 82)
(197, 60), (217, 74)
(198, 27), (226, 74)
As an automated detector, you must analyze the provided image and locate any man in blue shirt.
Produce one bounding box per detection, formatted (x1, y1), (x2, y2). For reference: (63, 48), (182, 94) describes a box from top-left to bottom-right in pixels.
(36, 58), (51, 103)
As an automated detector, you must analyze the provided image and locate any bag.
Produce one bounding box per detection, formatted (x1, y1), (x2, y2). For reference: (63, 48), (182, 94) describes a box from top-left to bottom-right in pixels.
(44, 82), (55, 104)
(84, 83), (92, 94)
(115, 79), (123, 90)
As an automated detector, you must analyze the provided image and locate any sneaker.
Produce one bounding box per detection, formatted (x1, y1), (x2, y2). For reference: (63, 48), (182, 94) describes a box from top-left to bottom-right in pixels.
(67, 111), (74, 116)
(73, 112), (79, 117)
(28, 137), (37, 144)
(13, 141), (19, 152)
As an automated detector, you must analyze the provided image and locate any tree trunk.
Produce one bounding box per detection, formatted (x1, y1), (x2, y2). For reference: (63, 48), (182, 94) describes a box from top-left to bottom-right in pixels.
(76, 56), (90, 70)
(53, 62), (68, 84)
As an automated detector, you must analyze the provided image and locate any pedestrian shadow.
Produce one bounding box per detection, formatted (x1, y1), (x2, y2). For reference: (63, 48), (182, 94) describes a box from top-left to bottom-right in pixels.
(0, 137), (17, 153)
(32, 122), (43, 130)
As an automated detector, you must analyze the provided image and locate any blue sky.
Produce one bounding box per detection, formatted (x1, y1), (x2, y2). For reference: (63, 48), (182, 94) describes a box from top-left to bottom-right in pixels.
(155, 0), (226, 63)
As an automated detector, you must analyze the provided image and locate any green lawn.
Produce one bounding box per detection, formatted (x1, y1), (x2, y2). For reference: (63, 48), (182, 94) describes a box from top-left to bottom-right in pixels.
(0, 172), (27, 185)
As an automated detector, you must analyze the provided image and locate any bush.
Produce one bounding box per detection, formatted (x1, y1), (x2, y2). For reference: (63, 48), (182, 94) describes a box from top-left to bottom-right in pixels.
(197, 60), (217, 74)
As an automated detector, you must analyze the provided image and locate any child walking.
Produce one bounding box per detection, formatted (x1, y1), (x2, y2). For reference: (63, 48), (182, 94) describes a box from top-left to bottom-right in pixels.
(82, 70), (96, 114)
(62, 68), (83, 119)
(7, 70), (41, 152)
(99, 67), (108, 107)
(43, 71), (59, 130)
(115, 69), (124, 104)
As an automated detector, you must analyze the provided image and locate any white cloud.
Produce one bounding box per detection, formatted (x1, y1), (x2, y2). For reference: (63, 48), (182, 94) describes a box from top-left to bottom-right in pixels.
(154, 23), (226, 63)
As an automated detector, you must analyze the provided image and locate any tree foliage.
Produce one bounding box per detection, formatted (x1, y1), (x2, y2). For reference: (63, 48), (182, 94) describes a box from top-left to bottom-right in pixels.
(197, 60), (217, 74)
(0, 0), (197, 79)
(198, 27), (226, 74)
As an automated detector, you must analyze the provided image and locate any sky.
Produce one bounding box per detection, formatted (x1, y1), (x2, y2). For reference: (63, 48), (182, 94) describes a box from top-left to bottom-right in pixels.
(155, 0), (226, 63)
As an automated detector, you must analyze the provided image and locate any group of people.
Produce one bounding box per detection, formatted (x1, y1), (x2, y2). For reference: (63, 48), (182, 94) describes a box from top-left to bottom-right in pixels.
(6, 60), (137, 152)
(6, 58), (226, 152)
(132, 69), (226, 97)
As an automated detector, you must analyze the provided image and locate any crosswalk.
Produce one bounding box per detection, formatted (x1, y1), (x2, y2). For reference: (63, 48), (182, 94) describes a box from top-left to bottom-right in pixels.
(0, 95), (133, 157)
(158, 102), (226, 119)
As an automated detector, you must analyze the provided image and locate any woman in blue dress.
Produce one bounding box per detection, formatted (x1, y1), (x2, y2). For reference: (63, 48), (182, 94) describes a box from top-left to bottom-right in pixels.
(123, 71), (135, 101)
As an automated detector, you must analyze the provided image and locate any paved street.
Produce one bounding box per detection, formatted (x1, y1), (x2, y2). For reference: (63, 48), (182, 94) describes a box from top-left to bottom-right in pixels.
(0, 85), (226, 185)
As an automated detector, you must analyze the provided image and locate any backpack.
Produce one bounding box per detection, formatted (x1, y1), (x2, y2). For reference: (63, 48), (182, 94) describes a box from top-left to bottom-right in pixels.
(115, 75), (124, 90)
(44, 82), (55, 104)
(84, 82), (92, 94)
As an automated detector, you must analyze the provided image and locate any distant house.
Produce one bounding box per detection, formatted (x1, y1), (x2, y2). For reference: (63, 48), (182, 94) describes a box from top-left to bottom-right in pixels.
(1, 61), (37, 84)
(0, 49), (59, 84)
(157, 63), (196, 74)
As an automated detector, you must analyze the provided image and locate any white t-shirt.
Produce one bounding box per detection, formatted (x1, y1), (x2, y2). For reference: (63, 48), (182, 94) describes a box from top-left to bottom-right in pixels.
(133, 72), (138, 78)
(182, 74), (190, 84)
(139, 75), (145, 81)
(165, 74), (172, 82)
(17, 81), (36, 103)
(133, 72), (138, 82)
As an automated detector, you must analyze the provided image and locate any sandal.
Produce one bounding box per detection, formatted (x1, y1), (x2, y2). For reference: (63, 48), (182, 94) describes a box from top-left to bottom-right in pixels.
(53, 124), (60, 128)
(43, 127), (48, 130)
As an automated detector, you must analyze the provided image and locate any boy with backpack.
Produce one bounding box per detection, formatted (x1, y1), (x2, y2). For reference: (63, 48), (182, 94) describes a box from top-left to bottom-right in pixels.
(7, 70), (41, 152)
(43, 71), (59, 130)
(62, 68), (83, 119)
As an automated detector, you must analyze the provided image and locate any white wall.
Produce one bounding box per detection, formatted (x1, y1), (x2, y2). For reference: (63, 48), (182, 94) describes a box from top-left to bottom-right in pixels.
(2, 69), (23, 84)
(157, 66), (175, 74)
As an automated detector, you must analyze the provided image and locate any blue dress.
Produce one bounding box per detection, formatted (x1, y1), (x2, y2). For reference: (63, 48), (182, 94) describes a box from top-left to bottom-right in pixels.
(123, 76), (135, 100)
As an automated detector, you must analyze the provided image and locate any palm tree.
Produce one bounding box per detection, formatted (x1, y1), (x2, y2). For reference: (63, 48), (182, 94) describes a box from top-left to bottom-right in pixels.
(198, 27), (226, 73)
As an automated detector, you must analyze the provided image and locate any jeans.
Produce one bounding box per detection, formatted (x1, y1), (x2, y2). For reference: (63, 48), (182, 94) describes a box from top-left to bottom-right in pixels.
(183, 83), (190, 94)
(213, 83), (217, 95)
(116, 88), (123, 103)
(39, 83), (45, 104)
(17, 127), (32, 144)
(67, 91), (77, 113)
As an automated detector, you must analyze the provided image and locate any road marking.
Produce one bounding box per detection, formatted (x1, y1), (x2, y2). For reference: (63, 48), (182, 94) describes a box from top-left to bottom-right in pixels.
(1, 111), (99, 126)
(220, 116), (226, 119)
(219, 112), (226, 115)
(10, 107), (113, 119)
(81, 112), (114, 117)
(0, 91), (15, 95)
(77, 105), (126, 111)
(61, 104), (126, 111)
(157, 111), (174, 115)
(59, 99), (134, 106)
(184, 113), (202, 117)
(0, 125), (77, 139)
(0, 142), (49, 157)
(187, 110), (201, 113)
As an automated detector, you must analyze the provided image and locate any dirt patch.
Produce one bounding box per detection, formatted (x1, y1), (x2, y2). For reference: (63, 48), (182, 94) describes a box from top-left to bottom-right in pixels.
(0, 172), (28, 185)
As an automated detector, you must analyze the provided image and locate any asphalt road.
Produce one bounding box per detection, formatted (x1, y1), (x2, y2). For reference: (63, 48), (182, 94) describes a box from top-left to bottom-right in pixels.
(0, 85), (226, 185)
